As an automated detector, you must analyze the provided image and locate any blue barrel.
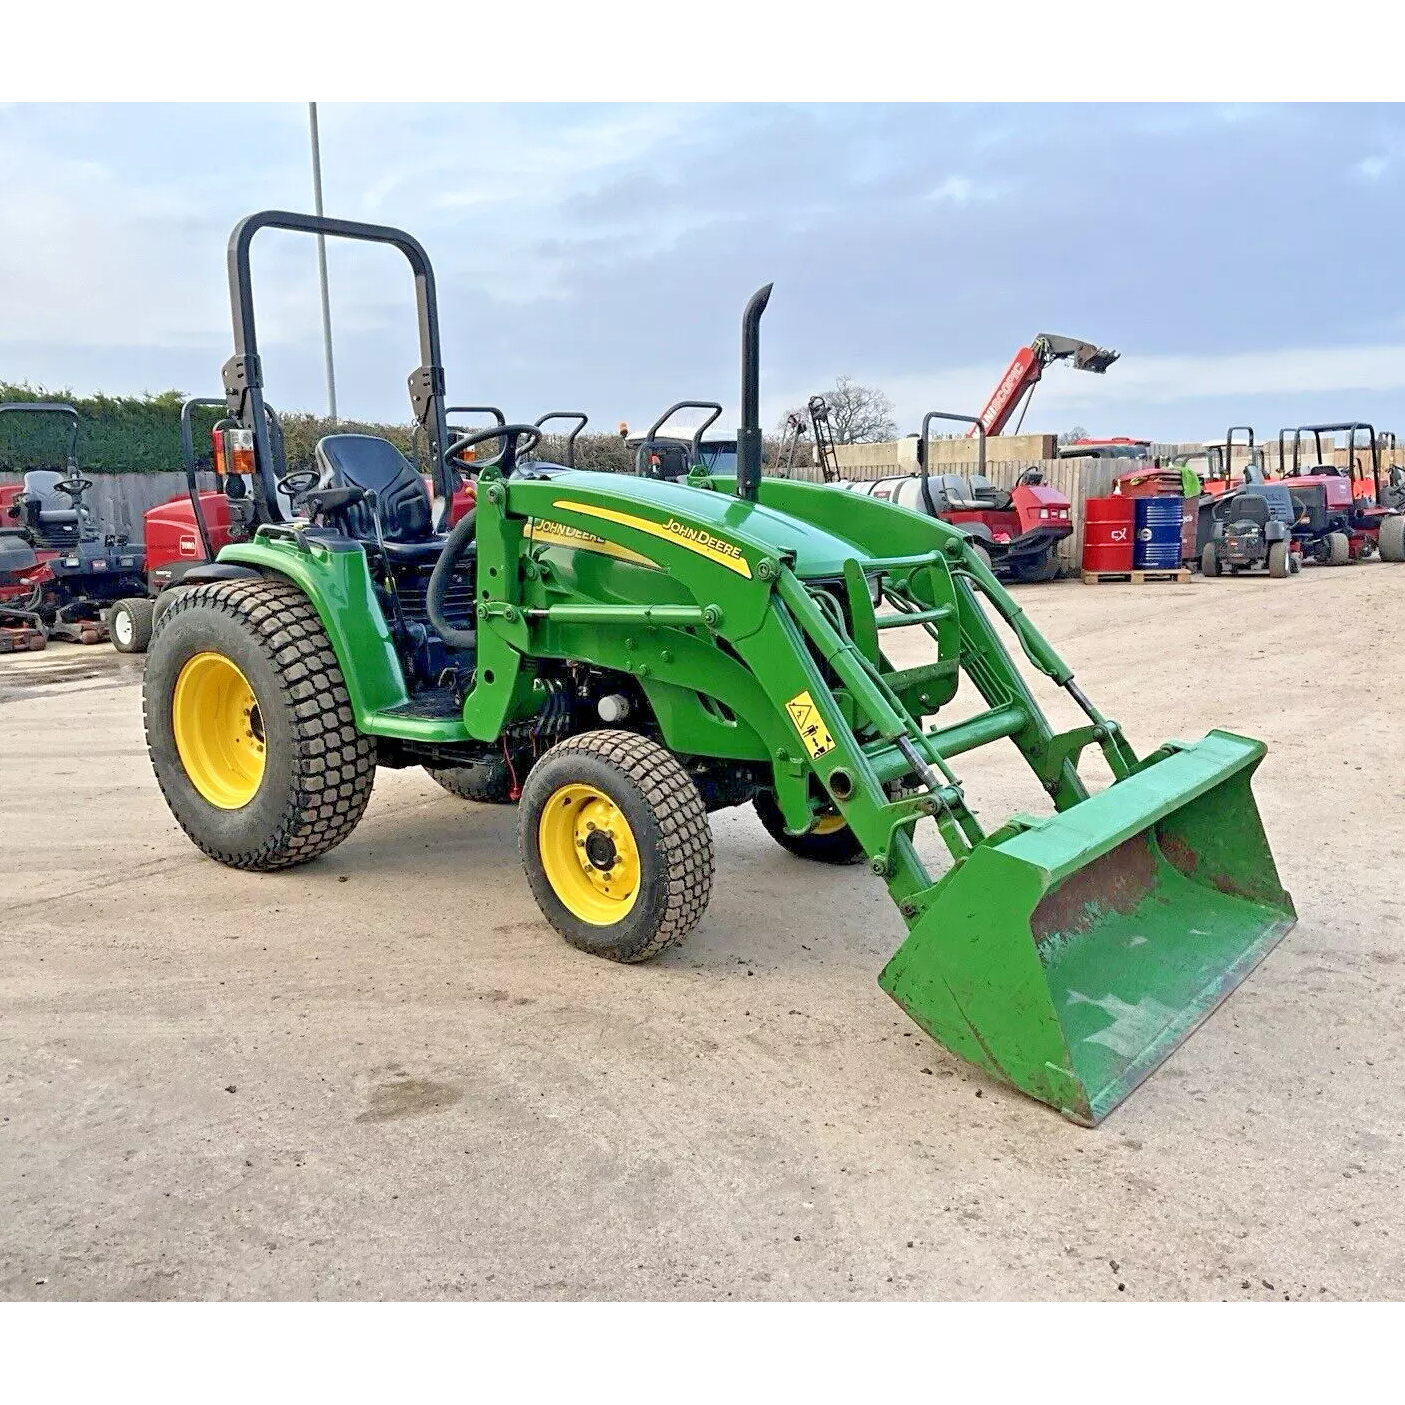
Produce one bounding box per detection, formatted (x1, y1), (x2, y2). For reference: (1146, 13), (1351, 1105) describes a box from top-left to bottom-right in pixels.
(1133, 496), (1184, 569)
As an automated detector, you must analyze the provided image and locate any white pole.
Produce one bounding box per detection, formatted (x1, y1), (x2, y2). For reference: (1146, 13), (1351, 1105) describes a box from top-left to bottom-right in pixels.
(308, 102), (338, 423)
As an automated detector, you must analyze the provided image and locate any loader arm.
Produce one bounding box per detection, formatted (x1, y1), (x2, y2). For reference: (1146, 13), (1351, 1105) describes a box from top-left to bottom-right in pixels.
(459, 467), (1293, 1122)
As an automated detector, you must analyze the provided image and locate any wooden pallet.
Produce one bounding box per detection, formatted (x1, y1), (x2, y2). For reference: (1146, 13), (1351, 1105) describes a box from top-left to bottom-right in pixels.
(1081, 568), (1192, 585)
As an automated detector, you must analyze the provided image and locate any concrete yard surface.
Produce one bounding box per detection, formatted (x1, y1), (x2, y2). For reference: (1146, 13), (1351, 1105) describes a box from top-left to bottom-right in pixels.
(1, 565), (1402, 1301)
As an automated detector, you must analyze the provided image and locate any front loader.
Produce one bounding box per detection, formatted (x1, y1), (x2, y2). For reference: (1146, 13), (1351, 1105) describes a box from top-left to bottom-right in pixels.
(143, 211), (1296, 1124)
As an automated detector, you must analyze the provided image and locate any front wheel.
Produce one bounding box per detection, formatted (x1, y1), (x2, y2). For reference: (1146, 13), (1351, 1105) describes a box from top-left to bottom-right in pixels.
(1201, 543), (1220, 577)
(1327, 531), (1352, 566)
(753, 789), (866, 865)
(143, 577), (377, 870)
(519, 730), (713, 962)
(110, 597), (155, 653)
(1267, 541), (1290, 578)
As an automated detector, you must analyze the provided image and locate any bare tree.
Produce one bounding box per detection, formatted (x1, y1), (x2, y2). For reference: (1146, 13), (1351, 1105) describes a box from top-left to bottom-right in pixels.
(778, 376), (898, 444)
(1057, 425), (1089, 446)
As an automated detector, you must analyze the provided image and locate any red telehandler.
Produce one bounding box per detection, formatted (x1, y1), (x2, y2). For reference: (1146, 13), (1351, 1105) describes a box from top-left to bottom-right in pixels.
(972, 333), (1120, 438)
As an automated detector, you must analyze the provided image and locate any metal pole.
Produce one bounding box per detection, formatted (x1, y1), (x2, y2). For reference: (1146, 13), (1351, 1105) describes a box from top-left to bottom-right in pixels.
(308, 102), (338, 423)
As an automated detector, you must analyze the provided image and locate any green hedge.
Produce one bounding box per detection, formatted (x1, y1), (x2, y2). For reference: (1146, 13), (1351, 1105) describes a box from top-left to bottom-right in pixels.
(1, 382), (768, 479)
(0, 384), (644, 477)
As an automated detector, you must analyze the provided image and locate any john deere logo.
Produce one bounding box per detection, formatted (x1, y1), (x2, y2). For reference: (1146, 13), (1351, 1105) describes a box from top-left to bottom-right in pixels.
(663, 518), (744, 563)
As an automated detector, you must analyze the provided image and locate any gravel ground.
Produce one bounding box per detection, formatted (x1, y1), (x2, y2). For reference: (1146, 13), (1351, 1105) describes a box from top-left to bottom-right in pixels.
(1, 564), (1401, 1300)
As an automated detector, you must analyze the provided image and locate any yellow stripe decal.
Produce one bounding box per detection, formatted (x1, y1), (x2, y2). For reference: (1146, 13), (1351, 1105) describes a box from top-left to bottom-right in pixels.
(552, 500), (753, 579)
(526, 518), (659, 569)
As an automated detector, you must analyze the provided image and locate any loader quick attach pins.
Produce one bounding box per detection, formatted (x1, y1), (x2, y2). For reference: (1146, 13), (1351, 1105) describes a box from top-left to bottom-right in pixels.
(144, 210), (1297, 1124)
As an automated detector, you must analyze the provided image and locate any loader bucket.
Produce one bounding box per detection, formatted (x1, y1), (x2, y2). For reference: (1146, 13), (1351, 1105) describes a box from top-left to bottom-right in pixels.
(879, 730), (1295, 1124)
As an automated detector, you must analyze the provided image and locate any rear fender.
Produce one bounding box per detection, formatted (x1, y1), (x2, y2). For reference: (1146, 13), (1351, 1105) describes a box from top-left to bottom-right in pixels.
(217, 536), (411, 726)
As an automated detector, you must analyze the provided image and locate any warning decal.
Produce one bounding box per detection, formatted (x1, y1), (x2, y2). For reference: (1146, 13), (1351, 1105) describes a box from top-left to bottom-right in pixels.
(786, 690), (835, 760)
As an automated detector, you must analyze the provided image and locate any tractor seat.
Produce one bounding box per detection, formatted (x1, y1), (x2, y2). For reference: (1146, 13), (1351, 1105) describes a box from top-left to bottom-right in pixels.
(22, 470), (83, 526)
(315, 434), (447, 564)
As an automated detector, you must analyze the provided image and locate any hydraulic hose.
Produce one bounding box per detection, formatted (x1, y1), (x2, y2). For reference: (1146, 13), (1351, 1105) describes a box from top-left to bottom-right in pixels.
(426, 506), (477, 650)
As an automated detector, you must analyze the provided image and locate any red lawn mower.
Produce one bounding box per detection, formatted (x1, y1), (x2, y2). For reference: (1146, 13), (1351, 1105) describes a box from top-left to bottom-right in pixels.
(1276, 421), (1405, 566)
(0, 402), (145, 647)
(840, 410), (1072, 582)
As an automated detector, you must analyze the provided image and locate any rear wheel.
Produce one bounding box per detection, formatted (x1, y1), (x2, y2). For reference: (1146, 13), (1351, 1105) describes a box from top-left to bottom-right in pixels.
(1267, 541), (1290, 578)
(1379, 515), (1405, 562)
(110, 597), (155, 653)
(969, 542), (993, 572)
(1010, 552), (1061, 584)
(754, 789), (866, 865)
(1201, 543), (1220, 577)
(143, 577), (377, 870)
(1327, 531), (1352, 566)
(426, 756), (517, 804)
(519, 730), (713, 962)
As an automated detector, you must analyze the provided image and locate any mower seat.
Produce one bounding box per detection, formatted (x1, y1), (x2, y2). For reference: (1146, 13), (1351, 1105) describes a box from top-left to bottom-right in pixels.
(22, 470), (85, 528)
(0, 531), (39, 576)
(940, 475), (985, 510)
(315, 434), (446, 564)
(968, 474), (1012, 511)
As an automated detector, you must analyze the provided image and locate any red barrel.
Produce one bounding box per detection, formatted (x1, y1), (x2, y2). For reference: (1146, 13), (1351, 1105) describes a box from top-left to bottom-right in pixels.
(1180, 498), (1197, 564)
(1082, 495), (1135, 572)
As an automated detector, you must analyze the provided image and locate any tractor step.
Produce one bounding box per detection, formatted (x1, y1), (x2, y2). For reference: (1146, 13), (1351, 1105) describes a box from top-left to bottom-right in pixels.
(1081, 568), (1192, 585)
(378, 686), (464, 721)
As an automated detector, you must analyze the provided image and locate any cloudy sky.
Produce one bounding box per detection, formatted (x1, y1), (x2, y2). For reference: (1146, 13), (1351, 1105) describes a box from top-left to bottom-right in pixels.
(2, 102), (1402, 442)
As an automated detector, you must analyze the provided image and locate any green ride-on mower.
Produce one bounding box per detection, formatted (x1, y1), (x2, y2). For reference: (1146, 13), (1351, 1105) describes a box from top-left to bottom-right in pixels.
(143, 211), (1296, 1125)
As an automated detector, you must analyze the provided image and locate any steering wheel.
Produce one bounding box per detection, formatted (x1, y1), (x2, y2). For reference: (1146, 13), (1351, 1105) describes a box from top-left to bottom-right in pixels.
(54, 478), (93, 498)
(1016, 468), (1044, 487)
(446, 423), (542, 476)
(276, 468), (321, 500)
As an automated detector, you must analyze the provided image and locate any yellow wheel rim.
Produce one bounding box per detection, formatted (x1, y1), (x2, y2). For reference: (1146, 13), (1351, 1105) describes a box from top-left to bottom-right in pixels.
(810, 811), (849, 836)
(172, 652), (266, 809)
(538, 783), (641, 926)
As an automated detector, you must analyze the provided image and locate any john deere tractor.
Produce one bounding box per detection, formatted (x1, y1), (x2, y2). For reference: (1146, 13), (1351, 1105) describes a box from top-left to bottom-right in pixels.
(143, 212), (1296, 1125)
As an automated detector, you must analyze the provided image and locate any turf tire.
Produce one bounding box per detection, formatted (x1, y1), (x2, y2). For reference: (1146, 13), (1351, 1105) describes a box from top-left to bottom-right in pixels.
(1378, 515), (1405, 562)
(426, 757), (517, 803)
(753, 789), (867, 865)
(519, 730), (713, 963)
(143, 576), (377, 870)
(109, 597), (155, 653)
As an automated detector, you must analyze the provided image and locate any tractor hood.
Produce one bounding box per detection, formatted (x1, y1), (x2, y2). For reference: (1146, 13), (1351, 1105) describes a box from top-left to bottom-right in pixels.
(520, 469), (873, 580)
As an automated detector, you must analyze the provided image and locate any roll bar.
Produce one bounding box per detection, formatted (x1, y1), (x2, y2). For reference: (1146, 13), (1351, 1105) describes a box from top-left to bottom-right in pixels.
(223, 210), (452, 527)
(636, 402), (722, 476)
(179, 396), (235, 560)
(0, 402), (80, 472)
(919, 410), (986, 476)
(534, 412), (589, 469)
(1224, 425), (1255, 482)
(1294, 421), (1380, 493)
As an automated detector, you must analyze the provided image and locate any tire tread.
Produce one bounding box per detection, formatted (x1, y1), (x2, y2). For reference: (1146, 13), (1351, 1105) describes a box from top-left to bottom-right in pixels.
(143, 577), (376, 871)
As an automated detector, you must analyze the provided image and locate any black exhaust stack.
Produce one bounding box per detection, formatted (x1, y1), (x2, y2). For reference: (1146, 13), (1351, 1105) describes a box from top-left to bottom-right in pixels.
(738, 282), (773, 502)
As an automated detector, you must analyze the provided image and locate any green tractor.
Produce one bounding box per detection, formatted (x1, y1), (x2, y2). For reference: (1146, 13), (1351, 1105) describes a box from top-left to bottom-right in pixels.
(144, 211), (1296, 1125)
